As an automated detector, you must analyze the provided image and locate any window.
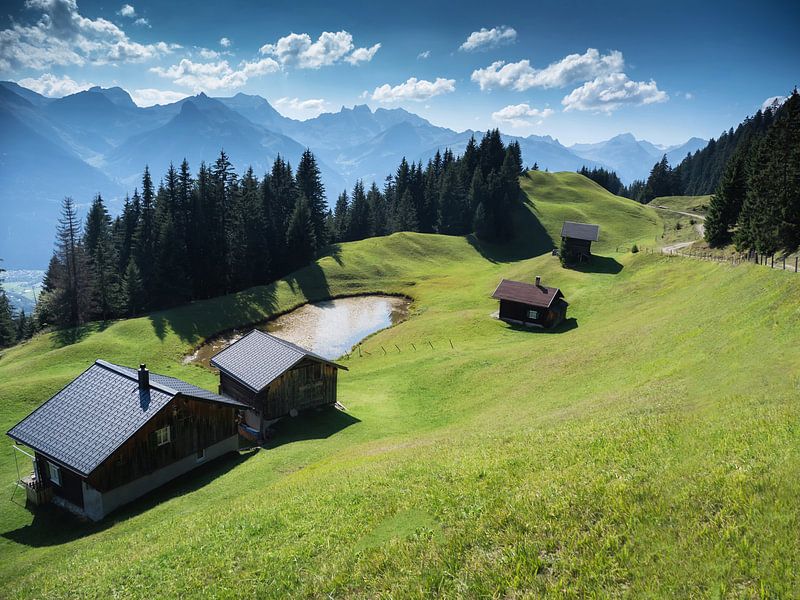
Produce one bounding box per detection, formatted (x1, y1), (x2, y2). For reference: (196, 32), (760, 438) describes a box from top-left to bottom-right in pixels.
(47, 461), (61, 486)
(155, 425), (171, 446)
(527, 309), (539, 320)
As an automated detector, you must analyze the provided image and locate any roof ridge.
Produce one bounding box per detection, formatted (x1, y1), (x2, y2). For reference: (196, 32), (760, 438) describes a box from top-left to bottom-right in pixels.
(95, 360), (179, 397)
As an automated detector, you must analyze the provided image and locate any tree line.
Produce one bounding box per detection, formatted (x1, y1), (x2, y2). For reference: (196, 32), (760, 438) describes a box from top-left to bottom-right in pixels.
(16, 129), (522, 336)
(329, 130), (522, 244)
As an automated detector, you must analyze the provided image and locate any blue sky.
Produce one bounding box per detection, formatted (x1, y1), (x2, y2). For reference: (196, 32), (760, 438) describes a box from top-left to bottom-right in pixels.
(1, 0), (797, 145)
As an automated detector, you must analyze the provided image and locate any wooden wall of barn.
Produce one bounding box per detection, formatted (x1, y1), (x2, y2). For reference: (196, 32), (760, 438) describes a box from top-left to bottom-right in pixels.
(87, 396), (238, 492)
(264, 359), (338, 419)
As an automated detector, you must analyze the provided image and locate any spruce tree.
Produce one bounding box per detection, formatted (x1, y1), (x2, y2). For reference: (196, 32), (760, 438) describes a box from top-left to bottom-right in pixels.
(296, 149), (328, 247)
(122, 258), (146, 316)
(285, 194), (317, 270)
(393, 189), (419, 232)
(0, 290), (15, 347)
(333, 191), (350, 242)
(347, 180), (370, 241)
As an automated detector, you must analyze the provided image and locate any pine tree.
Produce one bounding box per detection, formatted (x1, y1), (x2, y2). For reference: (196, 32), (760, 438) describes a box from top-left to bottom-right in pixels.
(0, 290), (15, 347)
(285, 194), (317, 270)
(84, 194), (122, 319)
(393, 189), (419, 232)
(438, 165), (468, 235)
(347, 181), (370, 241)
(333, 190), (350, 242)
(705, 154), (747, 247)
(366, 182), (387, 237)
(55, 196), (89, 325)
(296, 149), (328, 247)
(134, 166), (158, 303)
(472, 202), (494, 241)
(122, 258), (146, 316)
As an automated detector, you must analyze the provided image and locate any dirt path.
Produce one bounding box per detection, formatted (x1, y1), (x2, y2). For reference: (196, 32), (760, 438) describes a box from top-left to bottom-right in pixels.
(662, 241), (696, 253)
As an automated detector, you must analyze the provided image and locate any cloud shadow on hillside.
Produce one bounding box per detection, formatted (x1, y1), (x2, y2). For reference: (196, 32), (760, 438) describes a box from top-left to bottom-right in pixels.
(3, 449), (257, 548)
(267, 406), (360, 449)
(468, 196), (555, 264)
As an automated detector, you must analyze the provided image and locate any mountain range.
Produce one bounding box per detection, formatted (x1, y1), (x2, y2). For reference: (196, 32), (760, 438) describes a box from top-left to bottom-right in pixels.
(0, 81), (705, 268)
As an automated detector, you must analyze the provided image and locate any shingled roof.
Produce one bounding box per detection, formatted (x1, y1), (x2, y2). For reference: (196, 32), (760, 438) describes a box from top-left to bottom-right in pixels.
(210, 330), (347, 393)
(561, 221), (600, 241)
(491, 279), (565, 308)
(7, 360), (244, 477)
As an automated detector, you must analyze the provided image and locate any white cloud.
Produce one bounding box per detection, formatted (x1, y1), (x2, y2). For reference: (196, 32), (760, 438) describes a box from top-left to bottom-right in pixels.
(561, 73), (667, 113)
(492, 103), (554, 127)
(219, 37), (231, 48)
(685, 92), (694, 100)
(259, 31), (379, 69)
(345, 42), (381, 65)
(198, 48), (220, 59)
(761, 95), (787, 111)
(133, 17), (149, 27)
(372, 77), (455, 103)
(130, 88), (189, 107)
(151, 57), (279, 91)
(118, 4), (136, 18)
(471, 49), (624, 91)
(417, 50), (430, 60)
(0, 0), (178, 70)
(459, 26), (517, 52)
(17, 72), (94, 97)
(274, 96), (328, 119)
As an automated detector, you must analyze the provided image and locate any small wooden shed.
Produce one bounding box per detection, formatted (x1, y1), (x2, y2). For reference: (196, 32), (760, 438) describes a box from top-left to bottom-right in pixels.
(561, 221), (600, 263)
(210, 330), (347, 430)
(492, 277), (568, 329)
(7, 360), (245, 521)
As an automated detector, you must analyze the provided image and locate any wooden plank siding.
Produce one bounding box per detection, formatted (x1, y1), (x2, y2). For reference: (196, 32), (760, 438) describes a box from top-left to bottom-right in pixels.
(86, 396), (238, 492)
(498, 299), (566, 329)
(219, 358), (338, 420)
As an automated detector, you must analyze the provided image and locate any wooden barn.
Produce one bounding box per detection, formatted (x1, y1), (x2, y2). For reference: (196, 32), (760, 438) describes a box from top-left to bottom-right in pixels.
(7, 360), (245, 521)
(561, 221), (600, 263)
(492, 276), (568, 329)
(210, 330), (347, 436)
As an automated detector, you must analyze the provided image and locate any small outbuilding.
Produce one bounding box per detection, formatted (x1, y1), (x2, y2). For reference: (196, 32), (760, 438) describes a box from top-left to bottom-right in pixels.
(492, 276), (568, 329)
(210, 330), (347, 435)
(561, 221), (600, 263)
(7, 360), (246, 521)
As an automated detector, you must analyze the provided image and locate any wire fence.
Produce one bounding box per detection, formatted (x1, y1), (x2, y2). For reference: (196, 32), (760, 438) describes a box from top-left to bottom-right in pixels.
(658, 247), (800, 273)
(341, 338), (456, 360)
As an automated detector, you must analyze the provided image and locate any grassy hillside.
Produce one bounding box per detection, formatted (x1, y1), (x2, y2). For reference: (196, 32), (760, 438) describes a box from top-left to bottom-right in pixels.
(1, 173), (798, 597)
(650, 194), (711, 215)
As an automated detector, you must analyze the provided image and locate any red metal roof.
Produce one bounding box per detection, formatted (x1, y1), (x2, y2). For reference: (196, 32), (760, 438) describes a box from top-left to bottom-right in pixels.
(491, 279), (564, 308)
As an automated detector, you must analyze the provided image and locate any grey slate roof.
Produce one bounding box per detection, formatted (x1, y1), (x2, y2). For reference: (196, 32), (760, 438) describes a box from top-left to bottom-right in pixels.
(210, 330), (346, 393)
(7, 360), (245, 476)
(561, 221), (600, 241)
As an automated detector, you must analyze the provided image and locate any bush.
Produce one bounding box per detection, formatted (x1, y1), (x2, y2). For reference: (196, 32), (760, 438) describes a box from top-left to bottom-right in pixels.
(631, 244), (639, 253)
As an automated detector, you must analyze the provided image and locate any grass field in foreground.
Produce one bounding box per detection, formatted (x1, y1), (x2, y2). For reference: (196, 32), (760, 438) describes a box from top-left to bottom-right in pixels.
(1, 172), (798, 597)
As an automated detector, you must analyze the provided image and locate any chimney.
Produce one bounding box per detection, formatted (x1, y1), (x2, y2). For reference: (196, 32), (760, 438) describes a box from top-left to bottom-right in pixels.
(137, 364), (149, 389)
(535, 276), (542, 287)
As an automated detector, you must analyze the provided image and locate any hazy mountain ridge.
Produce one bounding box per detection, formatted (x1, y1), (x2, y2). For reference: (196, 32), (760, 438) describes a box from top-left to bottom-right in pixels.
(0, 81), (703, 268)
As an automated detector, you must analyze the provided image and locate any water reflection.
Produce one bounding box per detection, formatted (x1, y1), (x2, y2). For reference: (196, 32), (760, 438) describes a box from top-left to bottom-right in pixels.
(187, 295), (410, 367)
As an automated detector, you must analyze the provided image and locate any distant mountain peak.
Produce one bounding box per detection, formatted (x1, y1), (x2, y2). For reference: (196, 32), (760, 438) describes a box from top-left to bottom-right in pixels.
(86, 85), (136, 109)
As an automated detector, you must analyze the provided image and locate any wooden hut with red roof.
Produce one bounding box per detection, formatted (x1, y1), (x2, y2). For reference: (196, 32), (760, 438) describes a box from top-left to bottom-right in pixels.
(491, 276), (568, 329)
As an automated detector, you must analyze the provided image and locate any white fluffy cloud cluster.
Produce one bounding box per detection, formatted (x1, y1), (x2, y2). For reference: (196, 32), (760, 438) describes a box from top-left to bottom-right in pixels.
(372, 77), (456, 103)
(459, 26), (517, 52)
(561, 72), (667, 113)
(260, 31), (380, 69)
(491, 103), (554, 127)
(150, 57), (280, 91)
(0, 0), (175, 70)
(473, 48), (667, 113)
(17, 72), (93, 96)
(274, 96), (328, 119)
(129, 88), (189, 107)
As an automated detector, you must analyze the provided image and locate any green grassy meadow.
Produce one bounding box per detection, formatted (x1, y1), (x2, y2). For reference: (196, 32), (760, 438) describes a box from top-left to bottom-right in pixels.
(650, 194), (711, 215)
(1, 172), (798, 597)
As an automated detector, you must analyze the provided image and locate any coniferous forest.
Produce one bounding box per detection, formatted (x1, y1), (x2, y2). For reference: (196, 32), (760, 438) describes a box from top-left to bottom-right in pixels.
(12, 129), (521, 336)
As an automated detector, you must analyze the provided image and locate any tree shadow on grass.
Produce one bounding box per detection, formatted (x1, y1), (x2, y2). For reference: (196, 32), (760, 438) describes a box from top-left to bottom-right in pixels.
(284, 261), (332, 305)
(148, 283), (280, 343)
(569, 255), (623, 275)
(51, 320), (112, 348)
(468, 196), (555, 264)
(2, 449), (257, 548)
(267, 406), (360, 449)
(503, 317), (579, 334)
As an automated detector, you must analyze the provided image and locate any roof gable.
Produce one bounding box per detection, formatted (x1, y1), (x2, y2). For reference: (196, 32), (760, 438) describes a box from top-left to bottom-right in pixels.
(7, 361), (244, 476)
(210, 330), (346, 393)
(491, 279), (564, 308)
(561, 221), (600, 241)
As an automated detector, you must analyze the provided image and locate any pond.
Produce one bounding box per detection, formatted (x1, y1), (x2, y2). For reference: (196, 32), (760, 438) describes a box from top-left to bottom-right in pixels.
(186, 295), (410, 368)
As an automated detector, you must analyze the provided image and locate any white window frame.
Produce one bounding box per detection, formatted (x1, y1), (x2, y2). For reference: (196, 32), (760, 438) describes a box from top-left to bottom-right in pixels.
(155, 425), (171, 447)
(47, 461), (61, 486)
(527, 309), (539, 320)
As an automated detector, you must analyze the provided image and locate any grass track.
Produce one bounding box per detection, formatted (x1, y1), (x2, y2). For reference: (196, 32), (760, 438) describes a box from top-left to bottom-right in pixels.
(0, 172), (798, 597)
